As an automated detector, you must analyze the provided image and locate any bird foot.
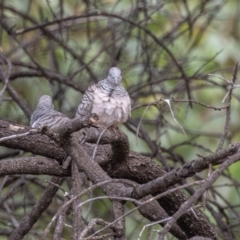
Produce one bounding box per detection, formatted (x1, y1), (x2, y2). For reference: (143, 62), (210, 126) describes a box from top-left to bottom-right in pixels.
(109, 126), (120, 135)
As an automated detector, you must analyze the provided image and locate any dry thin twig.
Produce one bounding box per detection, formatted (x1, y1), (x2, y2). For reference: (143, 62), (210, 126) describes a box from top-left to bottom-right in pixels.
(136, 104), (150, 146)
(0, 53), (12, 103)
(172, 97), (229, 110)
(164, 99), (186, 136)
(0, 129), (38, 143)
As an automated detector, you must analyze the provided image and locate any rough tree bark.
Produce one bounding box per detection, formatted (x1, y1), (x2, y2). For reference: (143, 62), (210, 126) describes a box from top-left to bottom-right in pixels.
(0, 120), (223, 239)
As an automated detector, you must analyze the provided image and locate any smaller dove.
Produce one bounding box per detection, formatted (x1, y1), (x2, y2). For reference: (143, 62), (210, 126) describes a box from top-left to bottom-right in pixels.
(31, 95), (70, 129)
(76, 67), (131, 128)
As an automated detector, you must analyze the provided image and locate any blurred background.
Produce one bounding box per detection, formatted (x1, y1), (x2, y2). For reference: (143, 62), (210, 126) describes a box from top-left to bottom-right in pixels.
(1, 0), (240, 239)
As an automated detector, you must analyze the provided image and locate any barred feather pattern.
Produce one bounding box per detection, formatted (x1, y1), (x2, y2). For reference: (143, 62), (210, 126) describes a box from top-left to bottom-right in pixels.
(30, 95), (70, 128)
(76, 67), (131, 127)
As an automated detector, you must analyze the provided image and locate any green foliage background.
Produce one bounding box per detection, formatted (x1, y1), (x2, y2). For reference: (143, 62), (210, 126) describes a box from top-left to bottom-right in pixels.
(1, 0), (240, 239)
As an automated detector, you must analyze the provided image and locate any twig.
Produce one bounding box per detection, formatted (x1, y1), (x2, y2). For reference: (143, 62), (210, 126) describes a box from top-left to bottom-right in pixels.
(0, 175), (9, 192)
(172, 97), (229, 110)
(79, 218), (115, 240)
(217, 63), (238, 151)
(83, 233), (115, 240)
(132, 99), (162, 110)
(92, 126), (109, 160)
(203, 64), (239, 210)
(0, 129), (38, 143)
(164, 99), (186, 136)
(208, 73), (231, 83)
(53, 207), (68, 240)
(45, 180), (70, 199)
(190, 207), (199, 220)
(85, 181), (94, 220)
(78, 196), (141, 208)
(0, 53), (12, 104)
(136, 104), (150, 146)
(208, 70), (240, 103)
(137, 217), (172, 240)
(3, 202), (19, 228)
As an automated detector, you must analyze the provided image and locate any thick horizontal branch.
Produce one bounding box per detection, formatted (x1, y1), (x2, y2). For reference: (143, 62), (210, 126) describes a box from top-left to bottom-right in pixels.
(0, 120), (65, 161)
(0, 157), (70, 177)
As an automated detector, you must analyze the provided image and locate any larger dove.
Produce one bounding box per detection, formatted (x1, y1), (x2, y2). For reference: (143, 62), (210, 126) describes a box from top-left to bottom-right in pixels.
(31, 95), (70, 128)
(75, 67), (131, 127)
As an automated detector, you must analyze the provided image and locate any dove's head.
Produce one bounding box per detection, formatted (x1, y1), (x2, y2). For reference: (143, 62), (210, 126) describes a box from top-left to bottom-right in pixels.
(37, 95), (54, 109)
(107, 67), (122, 86)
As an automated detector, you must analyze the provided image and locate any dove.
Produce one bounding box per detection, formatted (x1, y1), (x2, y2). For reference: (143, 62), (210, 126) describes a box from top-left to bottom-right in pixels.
(30, 95), (73, 168)
(76, 67), (131, 127)
(30, 95), (70, 129)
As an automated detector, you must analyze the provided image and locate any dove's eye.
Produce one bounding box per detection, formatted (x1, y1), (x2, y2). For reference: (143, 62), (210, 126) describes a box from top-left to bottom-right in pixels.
(110, 74), (115, 80)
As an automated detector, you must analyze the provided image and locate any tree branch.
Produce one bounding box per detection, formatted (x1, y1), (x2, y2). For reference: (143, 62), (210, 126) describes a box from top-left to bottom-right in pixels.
(0, 120), (220, 238)
(9, 177), (64, 240)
